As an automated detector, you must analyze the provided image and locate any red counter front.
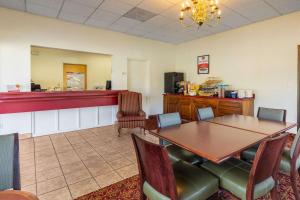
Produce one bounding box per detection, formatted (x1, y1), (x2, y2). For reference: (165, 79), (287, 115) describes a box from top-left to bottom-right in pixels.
(0, 90), (124, 114)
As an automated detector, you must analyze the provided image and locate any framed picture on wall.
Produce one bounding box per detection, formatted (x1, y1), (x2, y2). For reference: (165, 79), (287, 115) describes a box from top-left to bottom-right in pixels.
(197, 55), (209, 74)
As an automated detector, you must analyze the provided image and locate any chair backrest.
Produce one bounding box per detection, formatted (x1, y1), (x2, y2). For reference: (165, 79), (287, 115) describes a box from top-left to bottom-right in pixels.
(290, 129), (300, 161)
(0, 133), (20, 191)
(118, 91), (142, 115)
(247, 133), (289, 198)
(131, 134), (178, 200)
(197, 107), (214, 121)
(157, 112), (181, 128)
(257, 107), (286, 122)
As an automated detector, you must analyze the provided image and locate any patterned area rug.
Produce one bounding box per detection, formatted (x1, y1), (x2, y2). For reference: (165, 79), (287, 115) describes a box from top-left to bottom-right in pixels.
(76, 173), (299, 200)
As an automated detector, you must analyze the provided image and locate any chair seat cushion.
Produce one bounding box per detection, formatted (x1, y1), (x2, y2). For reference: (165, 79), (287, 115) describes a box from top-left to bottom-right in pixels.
(143, 181), (171, 200)
(202, 158), (275, 200)
(280, 148), (300, 173)
(118, 115), (145, 122)
(173, 161), (219, 200)
(241, 147), (257, 161)
(166, 145), (202, 165)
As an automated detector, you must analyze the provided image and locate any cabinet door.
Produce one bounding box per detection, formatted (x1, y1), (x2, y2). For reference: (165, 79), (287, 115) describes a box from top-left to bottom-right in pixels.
(218, 100), (242, 116)
(191, 99), (217, 120)
(178, 99), (192, 120)
(164, 96), (179, 113)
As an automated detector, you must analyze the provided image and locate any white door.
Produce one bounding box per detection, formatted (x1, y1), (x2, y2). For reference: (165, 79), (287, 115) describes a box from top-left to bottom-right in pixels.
(127, 59), (149, 116)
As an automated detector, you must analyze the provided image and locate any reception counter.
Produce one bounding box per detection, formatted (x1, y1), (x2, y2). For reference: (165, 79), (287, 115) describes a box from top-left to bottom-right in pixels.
(0, 90), (124, 136)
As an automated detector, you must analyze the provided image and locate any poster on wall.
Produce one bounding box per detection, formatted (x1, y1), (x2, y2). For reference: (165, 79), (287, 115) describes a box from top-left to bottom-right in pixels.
(197, 55), (209, 74)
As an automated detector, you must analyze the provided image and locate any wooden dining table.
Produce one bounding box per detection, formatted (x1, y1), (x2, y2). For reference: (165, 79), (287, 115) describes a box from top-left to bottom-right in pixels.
(149, 115), (296, 164)
(206, 114), (296, 136)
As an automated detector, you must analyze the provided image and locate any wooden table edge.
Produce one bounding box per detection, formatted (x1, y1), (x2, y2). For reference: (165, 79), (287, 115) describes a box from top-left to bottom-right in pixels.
(148, 128), (271, 164)
(206, 119), (297, 136)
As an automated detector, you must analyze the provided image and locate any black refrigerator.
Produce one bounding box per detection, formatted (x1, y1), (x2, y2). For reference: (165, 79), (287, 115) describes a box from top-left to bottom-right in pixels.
(164, 72), (184, 94)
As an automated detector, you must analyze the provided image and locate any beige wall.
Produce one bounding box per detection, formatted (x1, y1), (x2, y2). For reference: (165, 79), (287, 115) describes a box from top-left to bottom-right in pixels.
(31, 47), (111, 90)
(1, 7), (300, 122)
(0, 7), (175, 115)
(176, 11), (300, 124)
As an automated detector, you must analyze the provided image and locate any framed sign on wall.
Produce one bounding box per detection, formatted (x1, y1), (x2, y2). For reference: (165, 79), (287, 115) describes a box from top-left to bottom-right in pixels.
(197, 55), (209, 74)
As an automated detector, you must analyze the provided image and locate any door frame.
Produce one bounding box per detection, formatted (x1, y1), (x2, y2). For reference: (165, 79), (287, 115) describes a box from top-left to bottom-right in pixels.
(297, 45), (300, 129)
(63, 63), (87, 90)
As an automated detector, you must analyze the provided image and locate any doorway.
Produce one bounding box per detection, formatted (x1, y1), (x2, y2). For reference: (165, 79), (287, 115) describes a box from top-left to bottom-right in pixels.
(63, 63), (87, 90)
(127, 59), (150, 115)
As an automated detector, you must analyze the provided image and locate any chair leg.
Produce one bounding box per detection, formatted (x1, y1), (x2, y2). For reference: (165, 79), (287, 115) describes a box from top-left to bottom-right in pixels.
(118, 128), (122, 137)
(270, 187), (279, 200)
(291, 169), (300, 200)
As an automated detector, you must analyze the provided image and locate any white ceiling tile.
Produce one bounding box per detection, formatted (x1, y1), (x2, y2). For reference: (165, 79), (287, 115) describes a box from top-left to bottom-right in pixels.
(166, 0), (182, 4)
(85, 9), (120, 28)
(264, 0), (300, 14)
(160, 4), (181, 20)
(88, 8), (121, 22)
(109, 25), (129, 33)
(191, 29), (213, 39)
(60, 0), (95, 16)
(0, 0), (25, 11)
(132, 20), (166, 33)
(161, 20), (183, 32)
(67, 0), (104, 7)
(27, 3), (60, 17)
(126, 27), (148, 36)
(100, 0), (134, 15)
(207, 23), (232, 34)
(222, 0), (280, 22)
(145, 15), (173, 27)
(119, 0), (143, 6)
(109, 17), (141, 32)
(138, 0), (173, 14)
(26, 0), (63, 9)
(59, 12), (87, 23)
(85, 17), (113, 28)
(218, 5), (251, 28)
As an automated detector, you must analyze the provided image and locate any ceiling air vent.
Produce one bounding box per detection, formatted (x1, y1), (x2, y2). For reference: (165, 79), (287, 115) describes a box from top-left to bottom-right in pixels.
(123, 7), (156, 22)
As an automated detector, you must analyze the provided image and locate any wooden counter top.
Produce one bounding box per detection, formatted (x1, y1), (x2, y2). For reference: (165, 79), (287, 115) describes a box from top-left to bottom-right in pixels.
(0, 90), (124, 114)
(163, 93), (254, 101)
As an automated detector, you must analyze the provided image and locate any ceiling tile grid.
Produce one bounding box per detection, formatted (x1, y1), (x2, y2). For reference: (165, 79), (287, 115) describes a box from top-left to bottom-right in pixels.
(26, 0), (64, 18)
(0, 0), (300, 44)
(0, 0), (25, 11)
(100, 0), (134, 15)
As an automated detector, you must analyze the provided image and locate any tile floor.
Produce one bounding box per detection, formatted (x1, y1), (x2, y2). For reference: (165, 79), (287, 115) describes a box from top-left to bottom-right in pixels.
(19, 125), (158, 200)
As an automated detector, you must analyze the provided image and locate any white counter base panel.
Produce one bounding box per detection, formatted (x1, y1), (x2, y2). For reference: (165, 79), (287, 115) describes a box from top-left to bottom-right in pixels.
(0, 105), (118, 137)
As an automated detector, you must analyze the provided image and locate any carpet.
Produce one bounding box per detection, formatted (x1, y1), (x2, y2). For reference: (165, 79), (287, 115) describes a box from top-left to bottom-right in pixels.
(76, 173), (299, 200)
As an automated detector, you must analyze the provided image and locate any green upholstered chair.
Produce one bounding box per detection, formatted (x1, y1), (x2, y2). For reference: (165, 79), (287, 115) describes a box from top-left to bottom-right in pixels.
(157, 112), (182, 146)
(202, 133), (289, 200)
(257, 107), (286, 122)
(157, 113), (202, 165)
(241, 107), (287, 161)
(131, 133), (219, 200)
(197, 107), (215, 121)
(0, 133), (20, 191)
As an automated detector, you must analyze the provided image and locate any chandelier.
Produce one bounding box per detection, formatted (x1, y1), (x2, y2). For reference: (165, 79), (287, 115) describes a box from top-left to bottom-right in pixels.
(179, 0), (221, 27)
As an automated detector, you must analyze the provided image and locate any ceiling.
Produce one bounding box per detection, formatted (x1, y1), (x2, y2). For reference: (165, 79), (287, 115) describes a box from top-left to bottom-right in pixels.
(1, 0), (300, 44)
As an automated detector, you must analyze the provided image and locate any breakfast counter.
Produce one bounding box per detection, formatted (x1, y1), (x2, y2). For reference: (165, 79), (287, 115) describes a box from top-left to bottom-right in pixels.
(163, 93), (254, 121)
(0, 90), (124, 136)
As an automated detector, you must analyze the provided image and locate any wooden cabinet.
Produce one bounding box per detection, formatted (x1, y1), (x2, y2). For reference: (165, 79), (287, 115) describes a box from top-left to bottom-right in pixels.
(178, 99), (192, 120)
(163, 94), (254, 121)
